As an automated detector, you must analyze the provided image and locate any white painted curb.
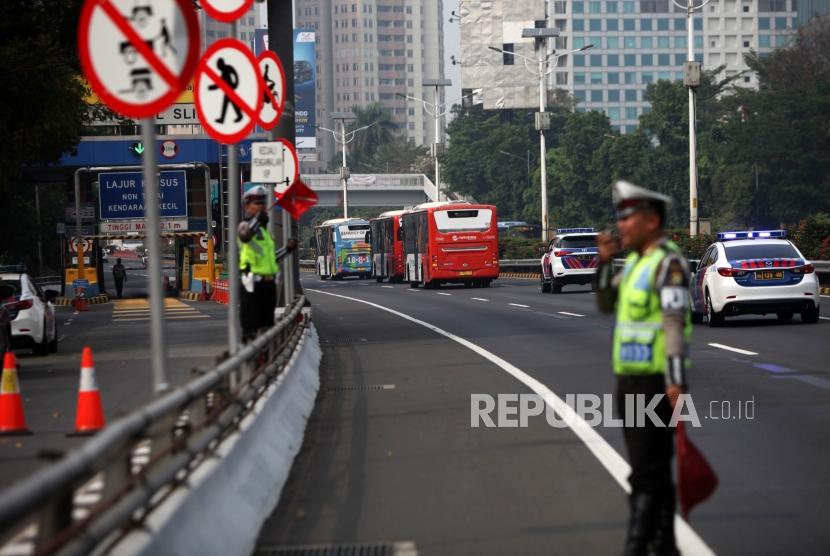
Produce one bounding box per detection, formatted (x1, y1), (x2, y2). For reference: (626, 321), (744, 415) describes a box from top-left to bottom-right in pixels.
(112, 323), (321, 556)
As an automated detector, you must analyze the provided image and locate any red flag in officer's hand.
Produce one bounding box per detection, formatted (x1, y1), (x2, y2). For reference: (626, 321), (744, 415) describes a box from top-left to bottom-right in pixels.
(277, 178), (318, 220)
(676, 421), (718, 518)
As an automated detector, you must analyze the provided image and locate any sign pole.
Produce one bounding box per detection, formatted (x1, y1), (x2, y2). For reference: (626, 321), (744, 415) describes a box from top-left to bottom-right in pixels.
(226, 23), (241, 354)
(268, 0), (301, 300)
(142, 118), (169, 394)
(74, 171), (85, 288)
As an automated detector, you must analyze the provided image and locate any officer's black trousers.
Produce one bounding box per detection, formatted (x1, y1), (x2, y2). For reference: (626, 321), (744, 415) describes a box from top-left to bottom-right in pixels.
(240, 280), (276, 342)
(114, 278), (124, 298)
(615, 374), (675, 497)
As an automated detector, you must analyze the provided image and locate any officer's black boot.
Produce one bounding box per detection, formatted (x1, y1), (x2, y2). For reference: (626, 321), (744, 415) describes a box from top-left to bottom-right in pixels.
(650, 490), (680, 556)
(622, 491), (656, 556)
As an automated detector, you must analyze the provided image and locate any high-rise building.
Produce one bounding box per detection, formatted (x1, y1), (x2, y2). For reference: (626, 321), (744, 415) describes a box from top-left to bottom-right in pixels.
(295, 0), (446, 172)
(201, 6), (262, 51)
(460, 0), (805, 133)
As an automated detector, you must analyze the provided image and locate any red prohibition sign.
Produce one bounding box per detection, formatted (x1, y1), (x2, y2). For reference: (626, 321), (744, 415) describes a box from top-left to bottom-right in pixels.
(194, 39), (263, 144)
(200, 0), (254, 23)
(273, 138), (300, 194)
(257, 51), (287, 131)
(78, 0), (200, 118)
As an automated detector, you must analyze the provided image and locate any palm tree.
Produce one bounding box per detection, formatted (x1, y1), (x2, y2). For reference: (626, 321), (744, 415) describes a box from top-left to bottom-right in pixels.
(347, 103), (397, 163)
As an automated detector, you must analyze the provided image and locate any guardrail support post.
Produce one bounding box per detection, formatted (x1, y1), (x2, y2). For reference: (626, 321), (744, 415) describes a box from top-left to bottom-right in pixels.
(35, 488), (73, 551)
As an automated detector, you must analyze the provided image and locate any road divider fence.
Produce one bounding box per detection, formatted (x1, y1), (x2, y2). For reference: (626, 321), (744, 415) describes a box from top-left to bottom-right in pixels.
(0, 296), (311, 556)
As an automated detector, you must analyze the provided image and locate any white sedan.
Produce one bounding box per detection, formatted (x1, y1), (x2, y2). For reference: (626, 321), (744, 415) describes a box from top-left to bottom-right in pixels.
(690, 231), (820, 326)
(1, 271), (58, 355)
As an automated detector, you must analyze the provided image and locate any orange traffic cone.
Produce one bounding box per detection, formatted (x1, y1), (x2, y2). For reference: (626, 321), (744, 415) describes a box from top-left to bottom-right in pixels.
(71, 347), (105, 435)
(0, 352), (31, 435)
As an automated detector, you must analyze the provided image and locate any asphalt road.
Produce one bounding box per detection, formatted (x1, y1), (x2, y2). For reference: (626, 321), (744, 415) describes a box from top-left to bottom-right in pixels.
(0, 263), (229, 488)
(257, 274), (830, 556)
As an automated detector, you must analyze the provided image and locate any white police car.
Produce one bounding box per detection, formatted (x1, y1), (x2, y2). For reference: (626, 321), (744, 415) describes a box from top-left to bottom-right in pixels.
(690, 230), (820, 326)
(0, 269), (58, 355)
(540, 228), (599, 293)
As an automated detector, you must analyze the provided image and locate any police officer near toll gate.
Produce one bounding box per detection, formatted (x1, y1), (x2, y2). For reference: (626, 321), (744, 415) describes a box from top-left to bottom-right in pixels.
(238, 185), (296, 343)
(595, 180), (691, 556)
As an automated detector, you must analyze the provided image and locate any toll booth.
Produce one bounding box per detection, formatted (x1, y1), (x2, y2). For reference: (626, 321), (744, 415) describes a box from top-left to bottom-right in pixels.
(62, 163), (222, 296)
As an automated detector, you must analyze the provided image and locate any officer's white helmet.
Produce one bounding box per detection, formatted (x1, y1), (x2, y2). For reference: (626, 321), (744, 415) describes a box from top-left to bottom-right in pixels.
(243, 185), (269, 201)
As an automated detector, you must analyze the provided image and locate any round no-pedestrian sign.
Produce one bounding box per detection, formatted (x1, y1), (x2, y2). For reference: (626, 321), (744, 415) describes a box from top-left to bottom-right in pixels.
(78, 0), (200, 118)
(194, 39), (263, 144)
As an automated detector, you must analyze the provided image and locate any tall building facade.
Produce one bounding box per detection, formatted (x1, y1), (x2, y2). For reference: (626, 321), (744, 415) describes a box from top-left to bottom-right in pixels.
(296, 0), (446, 172)
(461, 0), (805, 133)
(201, 7), (263, 50)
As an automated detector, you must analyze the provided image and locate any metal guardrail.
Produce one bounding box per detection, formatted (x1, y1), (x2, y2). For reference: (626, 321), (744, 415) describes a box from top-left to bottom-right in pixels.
(0, 295), (309, 556)
(301, 258), (830, 281)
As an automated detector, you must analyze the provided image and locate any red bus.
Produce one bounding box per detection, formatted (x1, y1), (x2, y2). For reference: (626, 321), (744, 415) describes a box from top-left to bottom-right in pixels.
(401, 202), (499, 288)
(369, 210), (406, 283)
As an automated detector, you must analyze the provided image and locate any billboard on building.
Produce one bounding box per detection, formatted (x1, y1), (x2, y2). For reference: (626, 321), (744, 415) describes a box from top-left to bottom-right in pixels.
(254, 29), (317, 149)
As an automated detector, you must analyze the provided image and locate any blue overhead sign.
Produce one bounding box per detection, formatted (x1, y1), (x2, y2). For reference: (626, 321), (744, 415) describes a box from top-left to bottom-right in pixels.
(98, 171), (188, 220)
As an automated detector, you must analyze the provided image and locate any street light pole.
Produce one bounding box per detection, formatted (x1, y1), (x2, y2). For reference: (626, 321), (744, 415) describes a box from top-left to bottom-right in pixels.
(673, 0), (710, 236)
(489, 40), (593, 241)
(434, 83), (441, 201)
(536, 40), (548, 243)
(340, 119), (348, 217)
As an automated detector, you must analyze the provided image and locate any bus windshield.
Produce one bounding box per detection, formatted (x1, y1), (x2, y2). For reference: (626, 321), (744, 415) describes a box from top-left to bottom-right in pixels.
(433, 209), (493, 233)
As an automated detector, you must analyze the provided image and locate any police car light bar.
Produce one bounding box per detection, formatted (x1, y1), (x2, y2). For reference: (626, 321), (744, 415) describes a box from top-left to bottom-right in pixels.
(716, 230), (786, 241)
(556, 227), (595, 234)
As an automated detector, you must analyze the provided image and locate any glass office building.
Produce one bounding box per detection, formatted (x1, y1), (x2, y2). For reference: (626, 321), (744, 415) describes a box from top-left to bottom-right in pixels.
(463, 0), (802, 132)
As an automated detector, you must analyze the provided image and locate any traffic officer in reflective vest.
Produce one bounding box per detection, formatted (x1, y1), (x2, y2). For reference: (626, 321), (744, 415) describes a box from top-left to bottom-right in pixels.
(238, 185), (278, 343)
(596, 180), (691, 556)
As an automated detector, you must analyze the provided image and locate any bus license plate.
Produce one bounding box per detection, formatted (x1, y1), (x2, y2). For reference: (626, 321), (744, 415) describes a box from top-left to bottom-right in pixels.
(347, 255), (367, 264)
(755, 270), (783, 280)
(459, 271), (473, 276)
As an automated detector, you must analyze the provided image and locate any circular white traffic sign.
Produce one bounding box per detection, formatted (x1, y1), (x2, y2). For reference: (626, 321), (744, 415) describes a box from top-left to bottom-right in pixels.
(199, 234), (216, 249)
(257, 51), (286, 130)
(70, 238), (91, 253)
(78, 0), (199, 118)
(272, 139), (299, 195)
(194, 39), (263, 144)
(200, 0), (253, 23)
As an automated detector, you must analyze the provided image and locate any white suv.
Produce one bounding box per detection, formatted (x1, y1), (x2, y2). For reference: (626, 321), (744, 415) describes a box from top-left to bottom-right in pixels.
(540, 228), (599, 293)
(0, 270), (58, 355)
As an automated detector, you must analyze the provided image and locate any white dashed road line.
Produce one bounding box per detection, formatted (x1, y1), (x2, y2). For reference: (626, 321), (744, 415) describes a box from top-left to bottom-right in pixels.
(708, 343), (758, 356)
(382, 285), (394, 289)
(471, 298), (489, 302)
(557, 311), (585, 317)
(508, 303), (530, 308)
(819, 316), (830, 321)
(436, 292), (452, 296)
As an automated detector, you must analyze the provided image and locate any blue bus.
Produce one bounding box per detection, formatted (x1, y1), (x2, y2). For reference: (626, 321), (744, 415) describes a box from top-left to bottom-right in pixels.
(312, 218), (372, 279)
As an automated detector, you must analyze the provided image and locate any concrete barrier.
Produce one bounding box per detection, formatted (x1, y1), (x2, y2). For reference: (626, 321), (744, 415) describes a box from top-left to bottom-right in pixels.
(113, 322), (322, 556)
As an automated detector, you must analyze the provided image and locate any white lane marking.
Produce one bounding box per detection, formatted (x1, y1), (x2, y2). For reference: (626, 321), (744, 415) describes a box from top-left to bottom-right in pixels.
(308, 288), (715, 556)
(406, 289), (420, 292)
(708, 343), (758, 356)
(437, 292), (452, 296)
(558, 311), (585, 317)
(820, 295), (830, 298)
(508, 303), (530, 308)
(471, 297), (489, 302)
(382, 285), (394, 289)
(819, 316), (830, 321)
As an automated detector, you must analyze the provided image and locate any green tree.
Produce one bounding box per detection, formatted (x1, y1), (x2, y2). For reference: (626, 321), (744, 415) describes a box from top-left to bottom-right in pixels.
(0, 1), (88, 271)
(328, 103), (398, 172)
(444, 106), (558, 221)
(711, 15), (830, 226)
